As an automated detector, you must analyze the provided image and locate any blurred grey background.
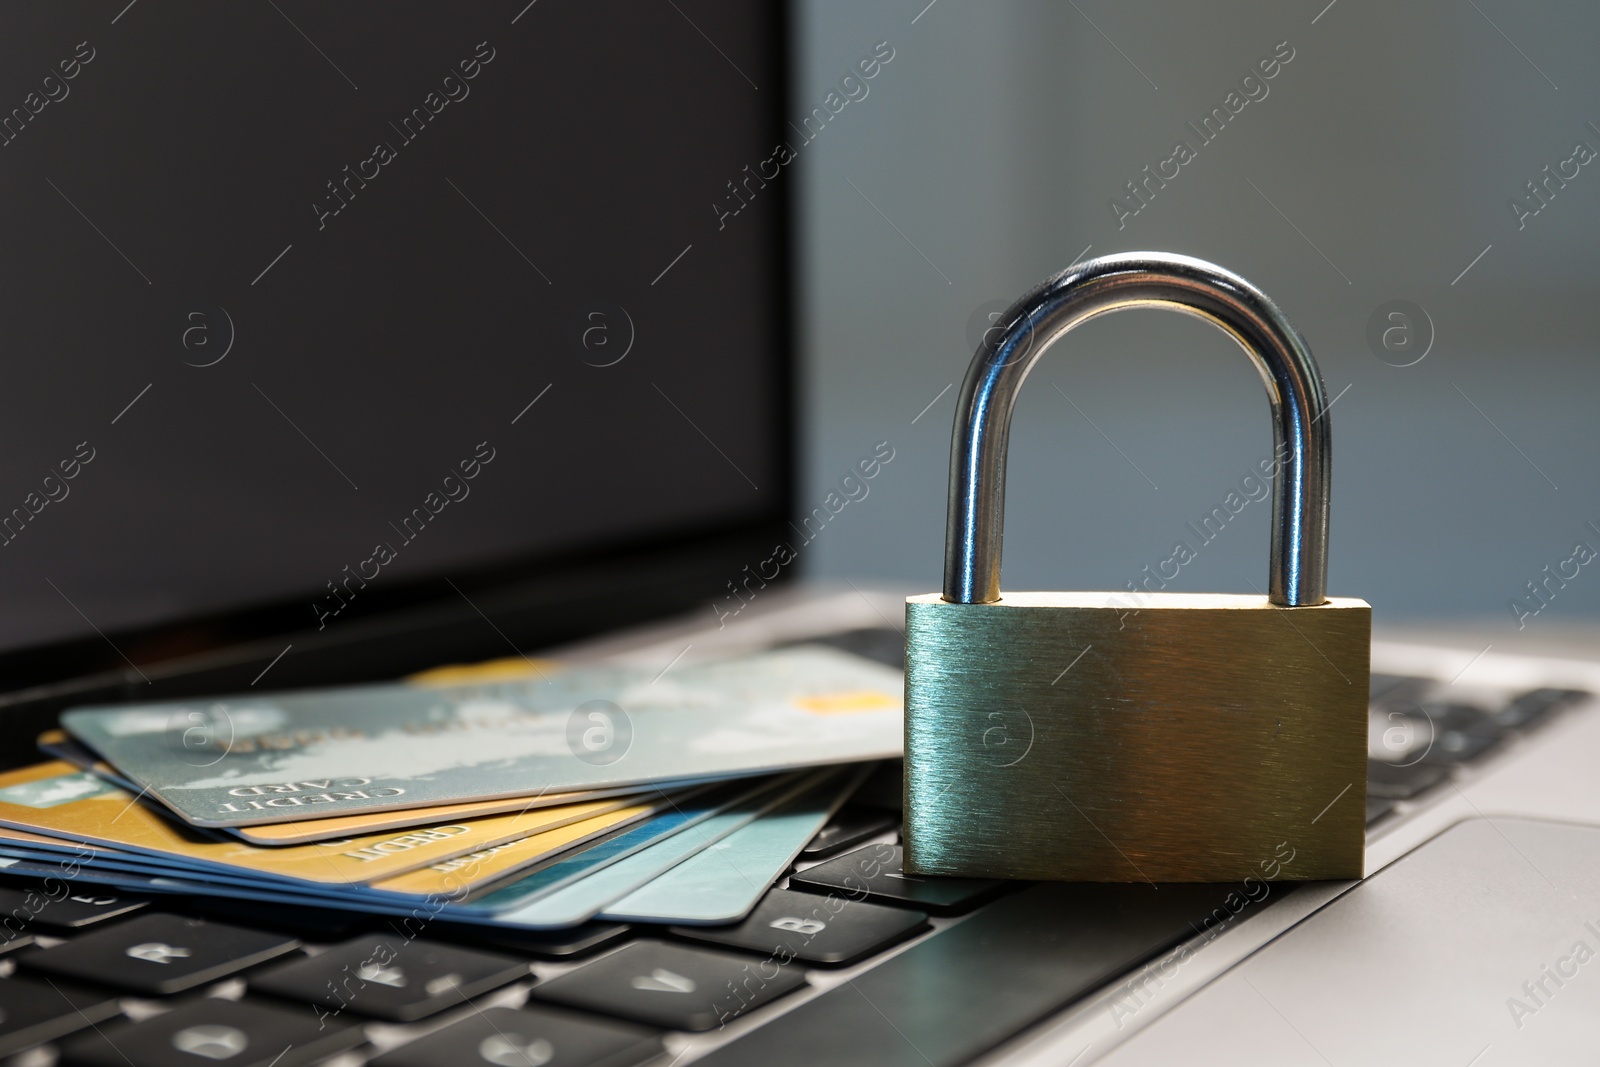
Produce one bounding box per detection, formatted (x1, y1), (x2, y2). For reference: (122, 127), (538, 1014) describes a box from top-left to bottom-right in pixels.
(791, 0), (1600, 630)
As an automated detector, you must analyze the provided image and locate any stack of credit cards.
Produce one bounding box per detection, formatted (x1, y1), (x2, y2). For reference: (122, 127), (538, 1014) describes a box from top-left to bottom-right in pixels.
(0, 646), (903, 929)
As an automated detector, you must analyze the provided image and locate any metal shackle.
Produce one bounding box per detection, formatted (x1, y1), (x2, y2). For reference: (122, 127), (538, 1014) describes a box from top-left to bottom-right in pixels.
(944, 251), (1331, 608)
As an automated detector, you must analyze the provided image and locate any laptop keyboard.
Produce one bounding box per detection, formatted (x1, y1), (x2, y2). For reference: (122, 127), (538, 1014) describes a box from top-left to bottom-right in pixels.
(0, 630), (1585, 1066)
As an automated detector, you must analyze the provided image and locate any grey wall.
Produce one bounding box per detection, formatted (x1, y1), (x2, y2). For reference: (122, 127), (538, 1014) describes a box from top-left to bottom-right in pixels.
(791, 0), (1600, 630)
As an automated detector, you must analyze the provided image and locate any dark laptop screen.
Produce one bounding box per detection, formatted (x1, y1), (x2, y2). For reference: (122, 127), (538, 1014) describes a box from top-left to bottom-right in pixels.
(0, 2), (788, 662)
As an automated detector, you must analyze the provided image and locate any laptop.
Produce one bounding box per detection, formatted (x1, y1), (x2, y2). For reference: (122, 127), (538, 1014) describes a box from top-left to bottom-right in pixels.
(0, 3), (1593, 1064)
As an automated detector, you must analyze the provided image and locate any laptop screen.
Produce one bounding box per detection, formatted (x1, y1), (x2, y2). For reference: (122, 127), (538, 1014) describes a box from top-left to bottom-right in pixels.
(0, 3), (789, 667)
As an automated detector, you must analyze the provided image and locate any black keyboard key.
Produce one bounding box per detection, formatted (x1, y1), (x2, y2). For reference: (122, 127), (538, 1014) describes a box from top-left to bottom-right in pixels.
(58, 996), (362, 1067)
(24, 913), (300, 995)
(800, 806), (898, 860)
(694, 881), (1239, 1067)
(0, 931), (34, 955)
(1418, 702), (1496, 731)
(1427, 729), (1499, 763)
(1418, 717), (1503, 765)
(1365, 759), (1448, 799)
(671, 887), (927, 967)
(1369, 673), (1428, 705)
(1380, 704), (1504, 766)
(0, 977), (120, 1057)
(371, 1004), (661, 1067)
(0, 885), (147, 932)
(1496, 687), (1588, 729)
(1366, 798), (1396, 824)
(848, 760), (904, 813)
(181, 896), (364, 939)
(788, 844), (1006, 915)
(251, 934), (527, 1022)
(431, 920), (634, 960)
(530, 941), (806, 1032)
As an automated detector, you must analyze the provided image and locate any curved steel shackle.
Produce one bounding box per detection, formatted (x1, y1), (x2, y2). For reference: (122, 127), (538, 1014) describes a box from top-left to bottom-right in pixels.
(944, 251), (1331, 608)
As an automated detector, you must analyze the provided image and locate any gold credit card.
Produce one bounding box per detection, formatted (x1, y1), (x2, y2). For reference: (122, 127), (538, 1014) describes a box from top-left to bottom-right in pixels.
(35, 729), (646, 846)
(367, 804), (659, 898)
(231, 788), (661, 846)
(0, 761), (669, 887)
(404, 656), (559, 687)
(0, 825), (110, 850)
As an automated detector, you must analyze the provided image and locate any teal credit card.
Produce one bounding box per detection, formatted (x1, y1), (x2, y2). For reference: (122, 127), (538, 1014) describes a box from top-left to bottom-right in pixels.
(600, 765), (863, 924)
(464, 771), (829, 929)
(61, 647), (902, 827)
(447, 775), (793, 918)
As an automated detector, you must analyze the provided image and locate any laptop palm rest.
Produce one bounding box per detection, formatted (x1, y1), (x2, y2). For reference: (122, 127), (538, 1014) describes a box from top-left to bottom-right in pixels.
(1101, 817), (1600, 1065)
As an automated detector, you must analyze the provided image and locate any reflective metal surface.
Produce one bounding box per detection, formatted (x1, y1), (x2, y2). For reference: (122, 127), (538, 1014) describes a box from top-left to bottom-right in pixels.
(903, 591), (1370, 882)
(943, 252), (1330, 608)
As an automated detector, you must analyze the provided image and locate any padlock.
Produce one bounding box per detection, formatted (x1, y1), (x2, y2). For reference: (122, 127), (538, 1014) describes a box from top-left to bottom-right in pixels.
(903, 252), (1369, 883)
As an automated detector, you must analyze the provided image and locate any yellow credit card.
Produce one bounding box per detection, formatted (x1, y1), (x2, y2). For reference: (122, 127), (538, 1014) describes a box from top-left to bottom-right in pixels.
(0, 825), (105, 850)
(368, 804), (655, 898)
(35, 729), (635, 846)
(0, 761), (666, 886)
(404, 656), (560, 687)
(233, 787), (660, 845)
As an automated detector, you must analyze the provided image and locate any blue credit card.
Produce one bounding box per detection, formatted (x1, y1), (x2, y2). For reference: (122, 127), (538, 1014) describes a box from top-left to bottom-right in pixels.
(0, 851), (367, 910)
(0, 852), (460, 918)
(600, 766), (863, 924)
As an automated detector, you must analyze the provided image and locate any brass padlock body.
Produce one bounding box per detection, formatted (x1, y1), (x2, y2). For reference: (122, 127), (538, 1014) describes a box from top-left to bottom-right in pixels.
(904, 592), (1370, 882)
